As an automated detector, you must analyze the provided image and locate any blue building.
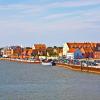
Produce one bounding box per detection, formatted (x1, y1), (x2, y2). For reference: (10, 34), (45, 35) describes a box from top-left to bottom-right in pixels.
(74, 49), (84, 59)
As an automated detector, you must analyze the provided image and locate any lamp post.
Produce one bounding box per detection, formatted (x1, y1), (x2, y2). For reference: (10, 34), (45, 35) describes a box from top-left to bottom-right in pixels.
(81, 60), (83, 71)
(86, 57), (89, 72)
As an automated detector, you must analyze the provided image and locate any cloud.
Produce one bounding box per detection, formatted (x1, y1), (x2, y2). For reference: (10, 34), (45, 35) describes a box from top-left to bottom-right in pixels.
(0, 4), (35, 9)
(0, 0), (100, 18)
(0, 0), (100, 46)
(0, 0), (99, 13)
(43, 13), (67, 19)
(0, 7), (100, 35)
(0, 4), (44, 16)
(46, 0), (100, 8)
(0, 20), (34, 34)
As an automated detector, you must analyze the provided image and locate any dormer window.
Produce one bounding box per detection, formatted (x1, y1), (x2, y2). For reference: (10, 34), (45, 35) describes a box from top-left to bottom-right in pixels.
(98, 47), (100, 50)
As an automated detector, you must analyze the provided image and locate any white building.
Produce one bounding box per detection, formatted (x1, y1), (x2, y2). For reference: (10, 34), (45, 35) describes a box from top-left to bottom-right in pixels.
(63, 43), (69, 56)
(66, 53), (74, 59)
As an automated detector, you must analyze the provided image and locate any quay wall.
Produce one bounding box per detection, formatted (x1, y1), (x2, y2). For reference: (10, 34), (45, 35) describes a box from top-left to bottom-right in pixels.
(1, 58), (100, 74)
(0, 58), (41, 64)
(56, 63), (100, 74)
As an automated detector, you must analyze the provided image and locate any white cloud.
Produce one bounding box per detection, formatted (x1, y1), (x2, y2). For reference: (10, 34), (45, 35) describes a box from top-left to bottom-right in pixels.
(0, 0), (99, 13)
(0, 0), (100, 18)
(43, 13), (68, 19)
(0, 1), (100, 35)
(46, 0), (100, 8)
(0, 4), (44, 15)
(0, 20), (34, 34)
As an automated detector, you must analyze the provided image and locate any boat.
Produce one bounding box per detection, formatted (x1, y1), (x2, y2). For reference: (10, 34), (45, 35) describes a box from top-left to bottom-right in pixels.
(42, 62), (52, 66)
(41, 59), (56, 66)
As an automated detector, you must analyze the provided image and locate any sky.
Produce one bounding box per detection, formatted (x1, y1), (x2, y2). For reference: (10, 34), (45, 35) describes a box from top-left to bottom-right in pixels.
(0, 0), (100, 47)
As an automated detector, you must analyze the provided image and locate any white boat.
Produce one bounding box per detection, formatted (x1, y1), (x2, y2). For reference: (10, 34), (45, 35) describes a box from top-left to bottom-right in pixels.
(42, 62), (52, 66)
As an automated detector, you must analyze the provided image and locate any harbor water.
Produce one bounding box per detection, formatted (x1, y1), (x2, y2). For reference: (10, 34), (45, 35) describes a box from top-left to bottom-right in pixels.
(0, 60), (100, 100)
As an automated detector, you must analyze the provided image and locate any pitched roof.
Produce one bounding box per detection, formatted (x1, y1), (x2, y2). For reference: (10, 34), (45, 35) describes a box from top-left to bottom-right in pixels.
(34, 44), (46, 50)
(67, 42), (83, 48)
(68, 48), (76, 53)
(67, 42), (97, 49)
(95, 43), (100, 51)
(83, 47), (93, 53)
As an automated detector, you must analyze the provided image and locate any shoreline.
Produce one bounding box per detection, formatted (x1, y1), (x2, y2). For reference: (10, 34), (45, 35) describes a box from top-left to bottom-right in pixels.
(0, 58), (41, 64)
(56, 63), (100, 74)
(1, 58), (100, 74)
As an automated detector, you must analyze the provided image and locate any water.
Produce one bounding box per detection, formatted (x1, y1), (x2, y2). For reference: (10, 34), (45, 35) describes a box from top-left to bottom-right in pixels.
(0, 60), (100, 100)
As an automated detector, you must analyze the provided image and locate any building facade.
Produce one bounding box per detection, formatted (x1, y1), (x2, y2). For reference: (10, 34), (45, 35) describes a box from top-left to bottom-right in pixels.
(63, 42), (97, 59)
(94, 43), (100, 59)
(32, 44), (47, 56)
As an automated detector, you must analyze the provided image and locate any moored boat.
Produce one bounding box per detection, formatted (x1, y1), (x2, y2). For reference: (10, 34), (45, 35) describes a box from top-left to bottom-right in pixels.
(42, 62), (52, 66)
(41, 59), (56, 66)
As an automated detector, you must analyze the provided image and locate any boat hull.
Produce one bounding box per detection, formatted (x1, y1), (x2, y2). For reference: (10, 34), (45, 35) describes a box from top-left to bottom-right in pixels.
(42, 62), (52, 66)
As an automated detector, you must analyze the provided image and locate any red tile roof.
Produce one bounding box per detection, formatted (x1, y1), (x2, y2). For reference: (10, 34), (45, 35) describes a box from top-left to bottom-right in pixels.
(68, 48), (76, 53)
(34, 44), (46, 50)
(67, 42), (97, 53)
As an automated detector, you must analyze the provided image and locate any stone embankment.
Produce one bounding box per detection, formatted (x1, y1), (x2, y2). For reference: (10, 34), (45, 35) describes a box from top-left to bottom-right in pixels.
(1, 58), (100, 74)
(0, 58), (41, 64)
(56, 63), (100, 74)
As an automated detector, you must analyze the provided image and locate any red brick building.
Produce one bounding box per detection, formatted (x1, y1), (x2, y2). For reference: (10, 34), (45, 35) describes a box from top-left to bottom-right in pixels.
(32, 44), (47, 56)
(94, 43), (100, 59)
(63, 42), (96, 59)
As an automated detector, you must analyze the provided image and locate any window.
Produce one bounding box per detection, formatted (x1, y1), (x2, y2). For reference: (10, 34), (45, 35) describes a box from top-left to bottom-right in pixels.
(98, 47), (100, 50)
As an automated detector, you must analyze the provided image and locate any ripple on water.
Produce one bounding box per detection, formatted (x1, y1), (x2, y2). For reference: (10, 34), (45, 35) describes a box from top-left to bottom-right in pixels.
(0, 61), (100, 100)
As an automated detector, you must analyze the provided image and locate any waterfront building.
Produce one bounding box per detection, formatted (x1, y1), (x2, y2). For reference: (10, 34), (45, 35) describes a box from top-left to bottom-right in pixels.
(94, 43), (100, 59)
(63, 42), (96, 59)
(1, 46), (22, 58)
(10, 46), (22, 58)
(58, 47), (63, 57)
(46, 46), (63, 57)
(46, 47), (53, 57)
(66, 48), (83, 59)
(21, 47), (33, 59)
(53, 47), (63, 57)
(1, 47), (12, 58)
(32, 44), (47, 56)
(0, 48), (3, 57)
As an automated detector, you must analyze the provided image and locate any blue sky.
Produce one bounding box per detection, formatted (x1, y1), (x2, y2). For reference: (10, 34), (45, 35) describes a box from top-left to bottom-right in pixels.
(0, 0), (100, 47)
